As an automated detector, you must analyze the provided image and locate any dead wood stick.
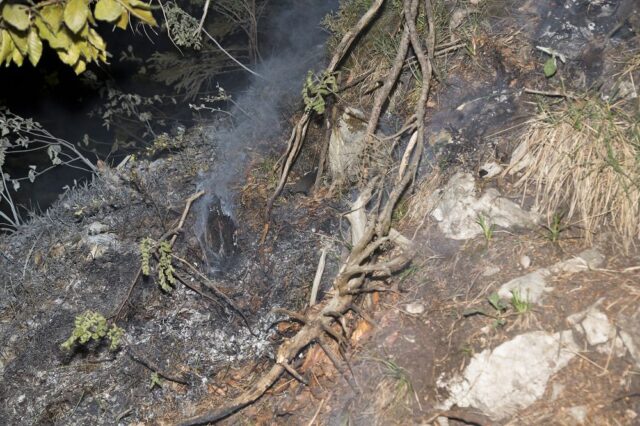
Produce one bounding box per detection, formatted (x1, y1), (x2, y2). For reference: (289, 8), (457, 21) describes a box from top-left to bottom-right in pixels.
(265, 113), (311, 220)
(279, 361), (308, 385)
(309, 248), (327, 306)
(435, 42), (466, 56)
(172, 255), (253, 334)
(327, 0), (386, 72)
(318, 337), (359, 391)
(365, 14), (412, 140)
(524, 87), (577, 99)
(397, 131), (419, 180)
(126, 342), (191, 385)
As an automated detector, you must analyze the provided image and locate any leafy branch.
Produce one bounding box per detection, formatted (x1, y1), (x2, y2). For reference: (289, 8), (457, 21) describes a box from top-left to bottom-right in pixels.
(0, 0), (157, 73)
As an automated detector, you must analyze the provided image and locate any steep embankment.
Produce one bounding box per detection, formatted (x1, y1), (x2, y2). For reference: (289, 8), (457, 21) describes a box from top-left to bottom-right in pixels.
(2, 0), (640, 425)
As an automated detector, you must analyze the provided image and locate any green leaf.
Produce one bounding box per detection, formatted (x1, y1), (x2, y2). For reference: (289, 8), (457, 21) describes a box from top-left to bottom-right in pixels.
(40, 4), (65, 33)
(27, 27), (43, 66)
(2, 4), (30, 32)
(35, 17), (72, 50)
(128, 7), (156, 26)
(58, 42), (80, 66)
(0, 30), (15, 65)
(73, 58), (86, 74)
(64, 0), (89, 34)
(126, 0), (152, 11)
(115, 10), (129, 30)
(95, 0), (124, 22)
(8, 29), (28, 55)
(543, 57), (557, 78)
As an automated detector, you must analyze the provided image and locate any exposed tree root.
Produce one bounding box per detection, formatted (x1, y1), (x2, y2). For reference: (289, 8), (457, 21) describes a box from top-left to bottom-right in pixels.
(178, 0), (438, 423)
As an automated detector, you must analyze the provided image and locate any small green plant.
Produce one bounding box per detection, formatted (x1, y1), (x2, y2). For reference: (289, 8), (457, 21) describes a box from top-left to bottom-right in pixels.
(302, 70), (338, 115)
(460, 345), (474, 357)
(140, 238), (177, 292)
(463, 292), (507, 327)
(476, 213), (495, 242)
(537, 46), (566, 78)
(378, 358), (415, 405)
(488, 292), (507, 313)
(392, 197), (410, 224)
(510, 290), (531, 314)
(149, 372), (163, 390)
(61, 311), (124, 352)
(544, 212), (566, 242)
(158, 241), (177, 292)
(140, 237), (153, 276)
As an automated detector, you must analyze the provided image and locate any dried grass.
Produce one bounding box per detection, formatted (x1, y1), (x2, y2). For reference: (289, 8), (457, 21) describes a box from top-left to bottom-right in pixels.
(508, 98), (640, 249)
(406, 168), (443, 224)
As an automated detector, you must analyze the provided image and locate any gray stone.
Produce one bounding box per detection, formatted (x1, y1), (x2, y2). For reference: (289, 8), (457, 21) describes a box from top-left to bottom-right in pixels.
(405, 302), (425, 315)
(482, 265), (501, 277)
(617, 307), (640, 368)
(567, 405), (589, 425)
(567, 298), (616, 347)
(79, 233), (122, 260)
(498, 268), (552, 303)
(549, 249), (605, 273)
(87, 221), (108, 235)
(499, 249), (605, 304)
(440, 330), (579, 421)
(430, 172), (538, 240)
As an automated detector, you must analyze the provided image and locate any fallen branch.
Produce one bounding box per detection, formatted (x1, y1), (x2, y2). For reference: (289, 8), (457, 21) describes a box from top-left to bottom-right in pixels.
(172, 254), (254, 334)
(309, 249), (327, 306)
(127, 342), (191, 386)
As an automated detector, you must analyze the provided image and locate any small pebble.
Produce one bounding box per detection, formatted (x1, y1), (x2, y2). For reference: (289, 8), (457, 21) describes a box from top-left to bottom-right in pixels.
(478, 161), (503, 179)
(520, 255), (531, 269)
(405, 302), (425, 315)
(482, 266), (501, 277)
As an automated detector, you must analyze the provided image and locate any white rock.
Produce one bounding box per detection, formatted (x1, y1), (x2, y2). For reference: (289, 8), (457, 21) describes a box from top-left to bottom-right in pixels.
(441, 330), (579, 420)
(479, 161), (503, 179)
(520, 255), (531, 269)
(79, 233), (121, 260)
(498, 268), (552, 303)
(430, 172), (538, 240)
(405, 302), (425, 315)
(567, 405), (588, 424)
(499, 249), (605, 305)
(550, 249), (605, 273)
(567, 298), (616, 347)
(328, 108), (367, 182)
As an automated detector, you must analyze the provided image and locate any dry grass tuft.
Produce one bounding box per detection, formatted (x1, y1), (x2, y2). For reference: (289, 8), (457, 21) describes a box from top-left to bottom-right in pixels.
(507, 98), (640, 249)
(406, 168), (443, 224)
